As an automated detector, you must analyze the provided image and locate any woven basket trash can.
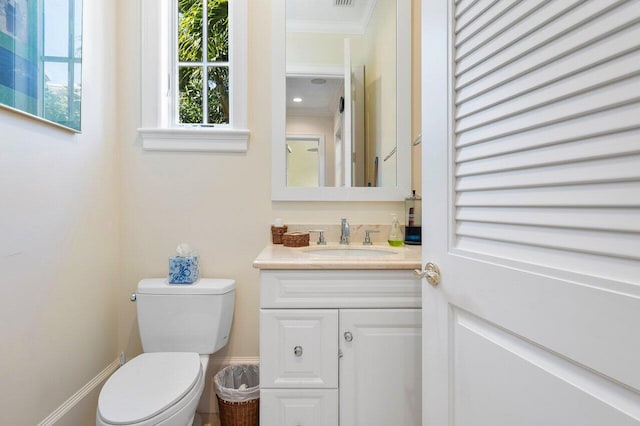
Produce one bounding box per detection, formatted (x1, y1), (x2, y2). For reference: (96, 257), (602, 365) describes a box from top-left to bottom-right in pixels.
(214, 364), (260, 426)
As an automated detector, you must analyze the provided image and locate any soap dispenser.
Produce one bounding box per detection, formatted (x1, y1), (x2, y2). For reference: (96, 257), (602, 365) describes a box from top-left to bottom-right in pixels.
(388, 214), (404, 247)
(404, 190), (422, 245)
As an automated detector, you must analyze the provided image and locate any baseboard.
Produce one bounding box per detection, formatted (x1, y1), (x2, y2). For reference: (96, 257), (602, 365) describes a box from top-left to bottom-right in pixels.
(198, 355), (260, 414)
(210, 355), (260, 368)
(37, 358), (120, 426)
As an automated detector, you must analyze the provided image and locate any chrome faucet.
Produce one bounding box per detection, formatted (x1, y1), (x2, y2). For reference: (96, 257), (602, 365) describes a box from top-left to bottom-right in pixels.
(340, 218), (350, 245)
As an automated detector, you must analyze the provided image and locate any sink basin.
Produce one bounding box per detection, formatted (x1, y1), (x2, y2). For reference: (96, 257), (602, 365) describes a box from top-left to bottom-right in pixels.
(304, 247), (399, 257)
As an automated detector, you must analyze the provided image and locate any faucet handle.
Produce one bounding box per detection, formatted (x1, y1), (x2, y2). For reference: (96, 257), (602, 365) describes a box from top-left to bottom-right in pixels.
(363, 229), (380, 245)
(308, 229), (327, 245)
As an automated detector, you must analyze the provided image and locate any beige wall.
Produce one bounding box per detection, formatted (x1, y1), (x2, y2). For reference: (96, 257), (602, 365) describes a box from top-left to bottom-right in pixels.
(116, 0), (406, 365)
(0, 0), (119, 424)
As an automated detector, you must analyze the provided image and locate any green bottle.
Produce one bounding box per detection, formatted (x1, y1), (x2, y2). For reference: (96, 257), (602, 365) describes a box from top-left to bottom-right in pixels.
(388, 214), (404, 247)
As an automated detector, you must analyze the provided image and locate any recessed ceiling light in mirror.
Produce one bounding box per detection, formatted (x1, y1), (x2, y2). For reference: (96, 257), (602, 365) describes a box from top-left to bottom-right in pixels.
(293, 97), (303, 103)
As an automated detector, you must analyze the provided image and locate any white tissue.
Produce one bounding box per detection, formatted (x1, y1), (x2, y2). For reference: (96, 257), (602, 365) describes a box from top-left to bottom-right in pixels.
(274, 218), (283, 227)
(176, 243), (193, 257)
(239, 384), (248, 390)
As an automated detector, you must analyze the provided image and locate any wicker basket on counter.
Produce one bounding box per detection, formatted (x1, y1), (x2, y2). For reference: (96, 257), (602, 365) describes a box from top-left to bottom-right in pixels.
(270, 225), (288, 244)
(282, 232), (310, 247)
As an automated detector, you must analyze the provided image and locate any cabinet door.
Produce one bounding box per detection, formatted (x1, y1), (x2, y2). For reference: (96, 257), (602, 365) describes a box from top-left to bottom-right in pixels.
(260, 309), (338, 388)
(339, 309), (422, 426)
(260, 389), (338, 426)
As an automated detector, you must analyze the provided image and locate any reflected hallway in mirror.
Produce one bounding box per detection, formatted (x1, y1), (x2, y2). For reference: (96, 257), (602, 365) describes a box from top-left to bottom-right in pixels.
(286, 0), (398, 188)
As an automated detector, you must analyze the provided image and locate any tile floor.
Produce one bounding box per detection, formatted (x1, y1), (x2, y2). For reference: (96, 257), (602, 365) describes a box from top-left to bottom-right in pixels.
(200, 412), (221, 426)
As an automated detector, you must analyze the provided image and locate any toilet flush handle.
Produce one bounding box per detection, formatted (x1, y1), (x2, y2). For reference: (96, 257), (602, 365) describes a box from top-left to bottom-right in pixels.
(130, 293), (137, 302)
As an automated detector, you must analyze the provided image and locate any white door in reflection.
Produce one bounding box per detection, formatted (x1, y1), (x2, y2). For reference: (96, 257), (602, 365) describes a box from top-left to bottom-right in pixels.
(286, 135), (325, 187)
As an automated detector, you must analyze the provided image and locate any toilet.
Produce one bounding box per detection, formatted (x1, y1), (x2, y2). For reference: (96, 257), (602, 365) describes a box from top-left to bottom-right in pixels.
(97, 278), (235, 426)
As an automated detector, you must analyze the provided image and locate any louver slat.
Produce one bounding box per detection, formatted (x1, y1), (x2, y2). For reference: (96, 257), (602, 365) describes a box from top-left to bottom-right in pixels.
(456, 207), (640, 233)
(456, 0), (501, 34)
(456, 182), (640, 208)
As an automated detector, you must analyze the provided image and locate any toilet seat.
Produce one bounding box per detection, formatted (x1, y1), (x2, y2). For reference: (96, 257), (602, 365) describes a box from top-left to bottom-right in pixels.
(97, 352), (203, 426)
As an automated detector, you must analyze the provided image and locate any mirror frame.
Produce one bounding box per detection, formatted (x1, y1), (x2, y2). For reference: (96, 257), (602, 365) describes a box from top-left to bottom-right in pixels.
(271, 0), (412, 201)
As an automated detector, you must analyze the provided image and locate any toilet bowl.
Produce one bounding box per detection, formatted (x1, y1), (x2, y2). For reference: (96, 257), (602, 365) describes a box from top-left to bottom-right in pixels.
(96, 278), (235, 426)
(97, 353), (208, 426)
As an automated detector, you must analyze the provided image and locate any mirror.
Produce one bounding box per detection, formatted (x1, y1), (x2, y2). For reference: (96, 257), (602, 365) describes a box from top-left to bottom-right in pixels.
(0, 0), (83, 132)
(272, 0), (411, 201)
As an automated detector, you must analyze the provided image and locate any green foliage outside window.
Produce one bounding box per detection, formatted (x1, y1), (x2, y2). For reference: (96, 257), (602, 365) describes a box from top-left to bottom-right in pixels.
(178, 0), (229, 125)
(44, 81), (81, 130)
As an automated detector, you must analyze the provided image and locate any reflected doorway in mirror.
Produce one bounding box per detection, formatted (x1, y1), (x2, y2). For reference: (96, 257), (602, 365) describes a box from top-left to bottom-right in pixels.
(286, 134), (325, 187)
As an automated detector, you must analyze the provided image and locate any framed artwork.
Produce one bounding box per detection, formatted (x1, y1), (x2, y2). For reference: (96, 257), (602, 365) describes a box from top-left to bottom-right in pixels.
(0, 0), (82, 132)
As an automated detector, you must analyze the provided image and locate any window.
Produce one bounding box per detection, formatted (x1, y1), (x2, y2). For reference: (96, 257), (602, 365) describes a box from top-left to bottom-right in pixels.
(176, 0), (228, 125)
(139, 0), (249, 152)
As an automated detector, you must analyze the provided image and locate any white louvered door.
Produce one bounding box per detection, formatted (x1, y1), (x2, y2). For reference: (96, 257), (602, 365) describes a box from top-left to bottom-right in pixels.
(421, 1), (640, 425)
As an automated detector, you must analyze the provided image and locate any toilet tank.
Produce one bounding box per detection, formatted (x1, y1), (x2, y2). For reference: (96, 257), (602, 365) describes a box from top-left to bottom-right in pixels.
(136, 278), (235, 354)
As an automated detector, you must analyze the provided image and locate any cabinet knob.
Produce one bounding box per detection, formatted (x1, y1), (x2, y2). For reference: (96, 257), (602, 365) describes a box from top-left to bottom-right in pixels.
(344, 331), (353, 342)
(293, 346), (303, 357)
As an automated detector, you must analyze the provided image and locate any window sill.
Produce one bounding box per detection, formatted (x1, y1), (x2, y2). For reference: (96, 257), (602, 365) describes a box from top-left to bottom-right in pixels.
(139, 127), (250, 152)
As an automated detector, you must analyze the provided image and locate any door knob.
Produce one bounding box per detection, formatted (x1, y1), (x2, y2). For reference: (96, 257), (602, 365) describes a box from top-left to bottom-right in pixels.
(344, 331), (354, 342)
(414, 262), (441, 286)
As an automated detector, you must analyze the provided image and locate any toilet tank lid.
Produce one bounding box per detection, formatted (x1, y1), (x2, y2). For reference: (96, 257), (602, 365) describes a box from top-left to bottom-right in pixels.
(137, 278), (235, 295)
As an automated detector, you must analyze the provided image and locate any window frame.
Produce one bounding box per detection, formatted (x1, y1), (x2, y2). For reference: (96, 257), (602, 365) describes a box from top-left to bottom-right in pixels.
(139, 0), (249, 152)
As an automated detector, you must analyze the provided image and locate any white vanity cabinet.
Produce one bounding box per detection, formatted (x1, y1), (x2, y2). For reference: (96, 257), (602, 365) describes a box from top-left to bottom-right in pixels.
(260, 309), (339, 389)
(339, 309), (422, 425)
(259, 269), (422, 426)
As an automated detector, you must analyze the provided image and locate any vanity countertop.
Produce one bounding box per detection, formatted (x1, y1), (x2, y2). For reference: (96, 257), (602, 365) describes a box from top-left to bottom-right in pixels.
(253, 243), (421, 270)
